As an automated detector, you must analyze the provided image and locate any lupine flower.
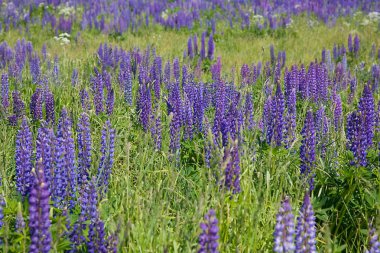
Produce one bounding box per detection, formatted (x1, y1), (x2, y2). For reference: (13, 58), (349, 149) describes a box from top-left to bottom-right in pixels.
(358, 85), (375, 147)
(30, 54), (41, 83)
(347, 111), (368, 166)
(137, 82), (152, 132)
(30, 88), (43, 121)
(106, 88), (114, 115)
(80, 89), (91, 111)
(300, 111), (316, 190)
(169, 83), (182, 158)
(88, 218), (107, 253)
(295, 193), (316, 253)
(207, 34), (214, 61)
(93, 73), (104, 115)
(53, 109), (77, 208)
(77, 113), (92, 186)
(223, 139), (241, 194)
(244, 93), (254, 129)
(29, 159), (52, 253)
(1, 73), (9, 110)
(366, 225), (380, 253)
(45, 89), (55, 124)
(36, 123), (56, 190)
(0, 195), (5, 229)
(10, 84), (23, 111)
(15, 117), (33, 196)
(274, 197), (295, 253)
(97, 120), (115, 195)
(198, 209), (219, 253)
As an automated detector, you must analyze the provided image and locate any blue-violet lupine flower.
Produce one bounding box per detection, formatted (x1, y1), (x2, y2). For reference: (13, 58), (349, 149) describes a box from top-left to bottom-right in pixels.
(29, 159), (52, 253)
(15, 117), (33, 196)
(295, 193), (317, 253)
(198, 209), (219, 253)
(274, 196), (295, 253)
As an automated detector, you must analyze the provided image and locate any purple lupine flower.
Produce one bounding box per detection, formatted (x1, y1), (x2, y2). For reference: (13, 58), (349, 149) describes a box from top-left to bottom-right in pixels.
(1, 73), (9, 110)
(244, 93), (254, 129)
(30, 54), (41, 83)
(348, 34), (353, 53)
(137, 81), (152, 132)
(333, 94), (342, 131)
(93, 72), (104, 115)
(45, 89), (55, 124)
(188, 37), (194, 59)
(0, 195), (5, 229)
(80, 89), (91, 111)
(346, 111), (368, 166)
(106, 88), (114, 116)
(317, 64), (328, 102)
(314, 106), (329, 158)
(200, 32), (206, 60)
(12, 90), (25, 118)
(88, 218), (107, 253)
(300, 111), (316, 190)
(223, 140), (241, 194)
(354, 34), (360, 57)
(97, 120), (115, 195)
(36, 124), (56, 191)
(30, 88), (43, 121)
(366, 225), (380, 253)
(169, 83), (182, 158)
(29, 159), (52, 253)
(274, 196), (295, 253)
(207, 34), (214, 61)
(77, 113), (92, 187)
(269, 84), (285, 146)
(15, 117), (33, 196)
(358, 85), (375, 147)
(295, 193), (317, 253)
(198, 209), (219, 253)
(71, 69), (78, 87)
(53, 109), (77, 208)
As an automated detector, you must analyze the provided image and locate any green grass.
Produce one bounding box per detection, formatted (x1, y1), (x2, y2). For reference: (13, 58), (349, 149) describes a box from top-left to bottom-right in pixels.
(0, 12), (379, 253)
